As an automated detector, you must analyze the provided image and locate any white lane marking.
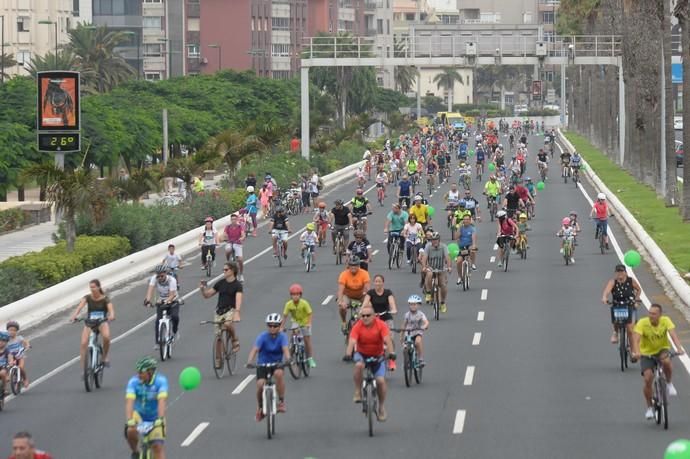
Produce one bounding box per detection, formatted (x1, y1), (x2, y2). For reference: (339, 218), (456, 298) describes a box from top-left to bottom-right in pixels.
(453, 410), (467, 434)
(472, 332), (481, 346)
(322, 295), (333, 305)
(382, 238), (388, 243)
(181, 422), (210, 447)
(490, 256), (496, 263)
(493, 243), (498, 251)
(484, 270), (492, 280)
(463, 366), (475, 386)
(232, 375), (256, 395)
(477, 311), (485, 321)
(372, 249), (379, 255)
(480, 289), (488, 301)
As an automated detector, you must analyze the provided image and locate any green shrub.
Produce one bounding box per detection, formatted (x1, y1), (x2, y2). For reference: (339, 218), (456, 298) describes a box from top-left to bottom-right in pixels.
(0, 235), (131, 306)
(0, 208), (25, 233)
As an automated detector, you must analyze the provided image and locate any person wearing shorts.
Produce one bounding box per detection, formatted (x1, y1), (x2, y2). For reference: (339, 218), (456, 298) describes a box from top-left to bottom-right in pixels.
(200, 262), (243, 356)
(281, 284), (316, 368)
(220, 213), (246, 281)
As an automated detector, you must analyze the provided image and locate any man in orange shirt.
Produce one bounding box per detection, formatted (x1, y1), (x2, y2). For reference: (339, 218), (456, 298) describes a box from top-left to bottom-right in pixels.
(344, 305), (396, 422)
(337, 257), (371, 333)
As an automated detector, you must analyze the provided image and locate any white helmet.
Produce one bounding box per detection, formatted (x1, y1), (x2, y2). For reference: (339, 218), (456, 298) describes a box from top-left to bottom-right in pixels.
(265, 313), (282, 325)
(597, 192), (606, 200)
(246, 186), (255, 193)
(496, 210), (507, 218)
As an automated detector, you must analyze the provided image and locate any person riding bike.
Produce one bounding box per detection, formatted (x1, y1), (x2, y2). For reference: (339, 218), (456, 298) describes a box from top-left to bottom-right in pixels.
(601, 264), (641, 344)
(401, 295), (430, 367)
(460, 189), (481, 222)
(408, 195), (430, 230)
(330, 199), (353, 252)
(199, 261), (243, 358)
(313, 201), (330, 240)
(337, 257), (371, 333)
(70, 279), (115, 369)
(445, 183), (461, 222)
(495, 210), (519, 268)
(220, 213), (246, 281)
(125, 356), (168, 459)
(280, 284), (316, 368)
(420, 232), (452, 313)
(6, 321), (30, 389)
(560, 149), (572, 177)
(268, 206), (292, 259)
(144, 265), (180, 348)
(384, 203), (408, 255)
(483, 175), (501, 209)
(198, 216), (218, 270)
(300, 222), (319, 267)
(0, 331), (12, 397)
(397, 174), (412, 209)
(570, 150), (582, 176)
(557, 216), (578, 264)
(347, 229), (372, 270)
(456, 213), (478, 275)
(502, 186), (524, 220)
(590, 193), (611, 250)
(350, 188), (372, 232)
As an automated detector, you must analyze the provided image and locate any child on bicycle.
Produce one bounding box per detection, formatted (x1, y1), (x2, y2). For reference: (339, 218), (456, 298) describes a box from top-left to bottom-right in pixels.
(557, 216), (577, 263)
(401, 295), (429, 367)
(280, 284), (316, 368)
(300, 223), (319, 268)
(0, 331), (12, 395)
(6, 321), (30, 389)
(517, 213), (530, 249)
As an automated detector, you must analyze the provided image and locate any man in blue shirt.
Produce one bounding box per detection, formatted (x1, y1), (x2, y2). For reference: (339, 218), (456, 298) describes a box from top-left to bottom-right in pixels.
(247, 313), (290, 422)
(397, 174), (412, 209)
(125, 356), (168, 459)
(456, 214), (478, 281)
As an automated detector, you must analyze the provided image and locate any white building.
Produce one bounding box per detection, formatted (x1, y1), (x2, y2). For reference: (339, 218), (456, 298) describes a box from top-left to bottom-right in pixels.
(416, 67), (473, 106)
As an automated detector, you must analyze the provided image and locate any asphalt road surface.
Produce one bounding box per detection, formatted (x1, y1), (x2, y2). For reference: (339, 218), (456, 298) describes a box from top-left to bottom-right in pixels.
(2, 133), (690, 459)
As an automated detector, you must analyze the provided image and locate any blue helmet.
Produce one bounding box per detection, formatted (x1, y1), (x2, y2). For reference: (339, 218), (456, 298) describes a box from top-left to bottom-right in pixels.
(0, 331), (10, 341)
(407, 294), (423, 304)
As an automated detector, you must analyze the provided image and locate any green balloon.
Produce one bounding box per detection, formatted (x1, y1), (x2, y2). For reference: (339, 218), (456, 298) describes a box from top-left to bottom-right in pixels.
(665, 440), (690, 459)
(179, 367), (202, 391)
(624, 250), (641, 268)
(488, 163), (496, 171)
(536, 181), (545, 190)
(427, 206), (435, 218)
(448, 242), (460, 259)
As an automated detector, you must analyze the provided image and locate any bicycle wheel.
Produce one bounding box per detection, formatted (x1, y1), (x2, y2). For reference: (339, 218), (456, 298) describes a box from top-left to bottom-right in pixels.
(411, 246), (417, 273)
(213, 334), (225, 379)
(84, 348), (94, 392)
(600, 233), (605, 255)
(10, 366), (21, 396)
(618, 327), (626, 372)
(301, 349), (310, 377)
(464, 261), (471, 291)
(206, 258), (212, 277)
(305, 251), (311, 273)
(503, 248), (510, 272)
(266, 389), (274, 439)
(158, 323), (169, 361)
(403, 349), (412, 387)
(413, 351), (423, 384)
(388, 244), (395, 270)
(94, 346), (104, 388)
(564, 244), (570, 265)
(0, 390), (4, 411)
(366, 384), (375, 437)
(433, 297), (440, 321)
(277, 244), (283, 267)
(663, 383), (669, 429)
(225, 331), (237, 375)
(288, 345), (302, 380)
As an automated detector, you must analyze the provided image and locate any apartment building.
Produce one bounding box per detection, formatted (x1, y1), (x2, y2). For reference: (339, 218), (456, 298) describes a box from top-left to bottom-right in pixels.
(0, 0), (73, 76)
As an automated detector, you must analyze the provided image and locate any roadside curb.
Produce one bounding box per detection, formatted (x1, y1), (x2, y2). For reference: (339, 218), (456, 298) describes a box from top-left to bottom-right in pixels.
(558, 129), (690, 312)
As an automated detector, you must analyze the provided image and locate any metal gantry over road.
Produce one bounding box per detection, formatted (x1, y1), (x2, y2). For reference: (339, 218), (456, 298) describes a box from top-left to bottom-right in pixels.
(299, 33), (624, 160)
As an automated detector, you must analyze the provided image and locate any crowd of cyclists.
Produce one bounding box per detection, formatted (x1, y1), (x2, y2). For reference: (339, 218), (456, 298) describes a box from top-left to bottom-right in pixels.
(0, 117), (685, 457)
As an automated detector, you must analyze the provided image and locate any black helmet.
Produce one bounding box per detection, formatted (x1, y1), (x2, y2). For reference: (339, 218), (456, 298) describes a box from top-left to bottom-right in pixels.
(348, 256), (361, 266)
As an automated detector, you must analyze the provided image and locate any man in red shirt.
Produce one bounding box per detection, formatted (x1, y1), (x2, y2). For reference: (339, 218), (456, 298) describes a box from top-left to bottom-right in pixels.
(514, 180), (534, 212)
(344, 306), (396, 422)
(8, 432), (53, 459)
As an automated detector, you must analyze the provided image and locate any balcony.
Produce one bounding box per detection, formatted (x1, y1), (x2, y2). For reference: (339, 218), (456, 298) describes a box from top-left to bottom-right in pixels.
(365, 1), (378, 10)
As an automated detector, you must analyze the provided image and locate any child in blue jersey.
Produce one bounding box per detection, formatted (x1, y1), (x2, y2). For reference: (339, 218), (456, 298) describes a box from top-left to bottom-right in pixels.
(6, 321), (30, 388)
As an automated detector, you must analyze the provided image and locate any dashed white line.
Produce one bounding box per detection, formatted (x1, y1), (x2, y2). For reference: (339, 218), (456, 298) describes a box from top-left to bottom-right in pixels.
(484, 270), (492, 280)
(372, 249), (379, 256)
(472, 332), (482, 346)
(181, 422), (210, 447)
(477, 311), (485, 321)
(453, 410), (467, 434)
(322, 295), (333, 305)
(463, 366), (475, 386)
(231, 375), (255, 395)
(382, 238), (388, 243)
(480, 289), (488, 301)
(490, 256), (496, 263)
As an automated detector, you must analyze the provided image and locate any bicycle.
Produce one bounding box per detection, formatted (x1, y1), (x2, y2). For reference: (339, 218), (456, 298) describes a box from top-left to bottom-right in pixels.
(426, 175), (435, 195)
(458, 248), (472, 291)
(562, 163), (571, 183)
(428, 270), (443, 320)
(273, 231), (288, 267)
(648, 352), (678, 430)
(343, 299), (362, 347)
(287, 324), (310, 380)
(460, 173), (472, 191)
(562, 236), (574, 265)
(487, 196), (499, 222)
(149, 301), (176, 362)
(594, 219), (607, 254)
(361, 356), (386, 436)
(392, 328), (425, 387)
(200, 318), (238, 379)
(135, 421), (158, 459)
(608, 301), (632, 372)
(476, 162), (484, 181)
(572, 165), (580, 186)
(204, 246), (214, 277)
(387, 231), (402, 270)
(317, 221), (328, 247)
(302, 245), (315, 272)
(246, 362), (285, 439)
(76, 317), (107, 392)
(8, 348), (28, 396)
(334, 228), (346, 265)
(516, 233), (528, 259)
(446, 209), (458, 241)
(539, 163), (548, 182)
(499, 235), (515, 272)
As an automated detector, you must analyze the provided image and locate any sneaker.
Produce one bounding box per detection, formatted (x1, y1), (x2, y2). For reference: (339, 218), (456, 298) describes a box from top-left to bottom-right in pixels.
(440, 303), (447, 313)
(200, 265), (206, 270)
(610, 332), (618, 344)
(406, 259), (411, 265)
(456, 278), (461, 285)
(498, 262), (503, 268)
(388, 359), (396, 371)
(353, 389), (362, 403)
(377, 406), (387, 422)
(559, 248), (564, 254)
(471, 264), (477, 270)
(284, 253), (288, 260)
(667, 382), (678, 397)
(255, 408), (265, 422)
(238, 274), (244, 282)
(307, 357), (317, 368)
(341, 323), (348, 334)
(277, 401), (286, 413)
(645, 407), (654, 420)
(418, 359), (426, 368)
(425, 293), (432, 304)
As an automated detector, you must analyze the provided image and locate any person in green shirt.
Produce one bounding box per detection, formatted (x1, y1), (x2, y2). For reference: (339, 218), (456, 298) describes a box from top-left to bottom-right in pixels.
(384, 203), (408, 255)
(631, 303), (684, 420)
(280, 283), (315, 368)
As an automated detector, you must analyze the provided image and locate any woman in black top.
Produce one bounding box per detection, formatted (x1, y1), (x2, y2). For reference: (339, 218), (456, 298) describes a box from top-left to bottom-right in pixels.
(601, 264), (641, 344)
(69, 279), (115, 368)
(362, 274), (398, 370)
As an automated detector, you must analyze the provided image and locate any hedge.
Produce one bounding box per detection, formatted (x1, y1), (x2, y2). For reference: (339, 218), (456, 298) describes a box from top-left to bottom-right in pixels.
(0, 208), (25, 234)
(0, 235), (131, 306)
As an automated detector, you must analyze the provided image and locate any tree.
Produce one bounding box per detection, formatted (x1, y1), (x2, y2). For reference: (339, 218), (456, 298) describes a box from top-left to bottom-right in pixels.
(22, 164), (104, 251)
(394, 66), (417, 94)
(0, 53), (17, 81)
(111, 168), (160, 202)
(674, 0), (690, 218)
(164, 156), (206, 201)
(206, 129), (265, 177)
(25, 50), (76, 77)
(433, 67), (464, 111)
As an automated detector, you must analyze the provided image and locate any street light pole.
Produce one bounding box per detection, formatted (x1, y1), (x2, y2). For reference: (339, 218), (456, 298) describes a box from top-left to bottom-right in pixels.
(123, 31), (140, 79)
(39, 20), (59, 69)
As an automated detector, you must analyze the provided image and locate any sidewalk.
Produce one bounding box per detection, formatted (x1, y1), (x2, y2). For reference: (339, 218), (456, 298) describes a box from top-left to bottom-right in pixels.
(0, 173), (229, 262)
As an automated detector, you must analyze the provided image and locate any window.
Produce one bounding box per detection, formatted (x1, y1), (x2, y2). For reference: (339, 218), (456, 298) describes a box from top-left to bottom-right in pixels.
(272, 17), (289, 30)
(541, 11), (554, 24)
(143, 16), (162, 28)
(377, 19), (383, 34)
(144, 0), (162, 2)
(272, 44), (290, 56)
(542, 71), (554, 82)
(16, 50), (31, 65)
(405, 13), (414, 21)
(145, 72), (162, 81)
(187, 18), (200, 31)
(17, 17), (30, 32)
(144, 44), (162, 57)
(543, 31), (554, 43)
(187, 44), (200, 57)
(273, 70), (291, 80)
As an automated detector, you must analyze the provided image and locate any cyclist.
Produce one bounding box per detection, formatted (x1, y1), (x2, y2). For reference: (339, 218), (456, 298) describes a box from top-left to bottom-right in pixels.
(590, 192), (611, 250)
(0, 331), (11, 396)
(198, 216), (218, 270)
(458, 140), (468, 161)
(347, 229), (372, 270)
(219, 213), (246, 281)
(9, 431), (53, 459)
(300, 222), (319, 268)
(247, 313), (290, 420)
(384, 203), (408, 255)
(280, 284), (315, 368)
(199, 261), (243, 358)
(401, 294), (430, 367)
(144, 265), (179, 348)
(460, 189), (481, 222)
(458, 162), (472, 188)
(525, 177), (537, 202)
(557, 217), (577, 264)
(343, 305), (396, 422)
(408, 195), (430, 229)
(245, 186), (259, 236)
(268, 206), (292, 259)
(6, 322), (29, 389)
(483, 175), (501, 209)
(397, 174), (412, 209)
(475, 145), (486, 177)
(631, 303), (684, 420)
(125, 356), (167, 459)
(436, 151), (447, 183)
(425, 154), (438, 189)
(495, 210), (519, 268)
(160, 244), (182, 283)
(445, 183), (461, 223)
(601, 264), (641, 344)
(560, 148), (572, 178)
(350, 188), (372, 232)
(420, 232), (452, 313)
(536, 148), (549, 179)
(503, 186), (524, 220)
(514, 180), (535, 215)
(330, 199), (353, 252)
(456, 214), (478, 279)
(568, 210), (581, 236)
(69, 279), (115, 368)
(402, 214), (424, 265)
(406, 156), (418, 183)
(375, 169), (388, 197)
(313, 201), (330, 243)
(570, 150), (582, 178)
(362, 274), (398, 371)
(516, 212), (529, 246)
(337, 257), (371, 333)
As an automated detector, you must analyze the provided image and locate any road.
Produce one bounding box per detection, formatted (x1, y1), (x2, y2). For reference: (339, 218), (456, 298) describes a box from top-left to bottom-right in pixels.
(2, 133), (690, 458)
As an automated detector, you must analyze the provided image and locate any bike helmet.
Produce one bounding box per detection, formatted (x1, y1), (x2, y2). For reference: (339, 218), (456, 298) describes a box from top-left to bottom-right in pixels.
(460, 162), (466, 167)
(306, 222), (315, 231)
(408, 294), (423, 304)
(356, 188), (364, 196)
(519, 213), (528, 220)
(496, 210), (507, 218)
(135, 356), (157, 372)
(525, 177), (532, 182)
(413, 195), (422, 202)
(246, 186), (255, 193)
(489, 175), (496, 180)
(318, 201), (326, 208)
(569, 210), (578, 216)
(430, 232), (441, 240)
(204, 216), (214, 223)
(562, 217), (571, 226)
(597, 193), (606, 200)
(153, 264), (168, 274)
(354, 229), (365, 239)
(266, 313), (282, 325)
(334, 199), (343, 206)
(275, 206), (286, 213)
(0, 331), (9, 341)
(348, 256), (362, 266)
(6, 321), (19, 331)
(289, 283), (303, 295)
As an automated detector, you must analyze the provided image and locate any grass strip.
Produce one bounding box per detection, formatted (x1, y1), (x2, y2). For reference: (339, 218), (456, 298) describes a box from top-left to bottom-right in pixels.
(563, 131), (690, 278)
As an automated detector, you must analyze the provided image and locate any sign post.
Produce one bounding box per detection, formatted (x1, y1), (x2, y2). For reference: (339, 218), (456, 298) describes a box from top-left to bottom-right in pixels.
(36, 71), (81, 169)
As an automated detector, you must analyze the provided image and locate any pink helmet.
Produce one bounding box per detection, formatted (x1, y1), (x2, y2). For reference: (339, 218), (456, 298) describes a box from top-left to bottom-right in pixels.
(562, 217), (571, 226)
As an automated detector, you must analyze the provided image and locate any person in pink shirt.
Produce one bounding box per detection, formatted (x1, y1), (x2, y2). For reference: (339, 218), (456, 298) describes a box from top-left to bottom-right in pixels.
(259, 184), (271, 218)
(590, 192), (611, 250)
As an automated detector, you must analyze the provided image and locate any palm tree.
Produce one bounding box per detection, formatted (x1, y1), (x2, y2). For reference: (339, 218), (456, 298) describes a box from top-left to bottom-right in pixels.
(164, 156), (205, 201)
(26, 50), (76, 77)
(208, 129), (265, 175)
(1, 53), (17, 81)
(111, 168), (160, 202)
(433, 67), (464, 112)
(22, 164), (103, 252)
(394, 66), (417, 94)
(67, 24), (135, 93)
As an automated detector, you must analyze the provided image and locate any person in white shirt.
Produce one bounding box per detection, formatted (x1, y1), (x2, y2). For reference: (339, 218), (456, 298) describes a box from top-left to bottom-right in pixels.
(300, 223), (320, 267)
